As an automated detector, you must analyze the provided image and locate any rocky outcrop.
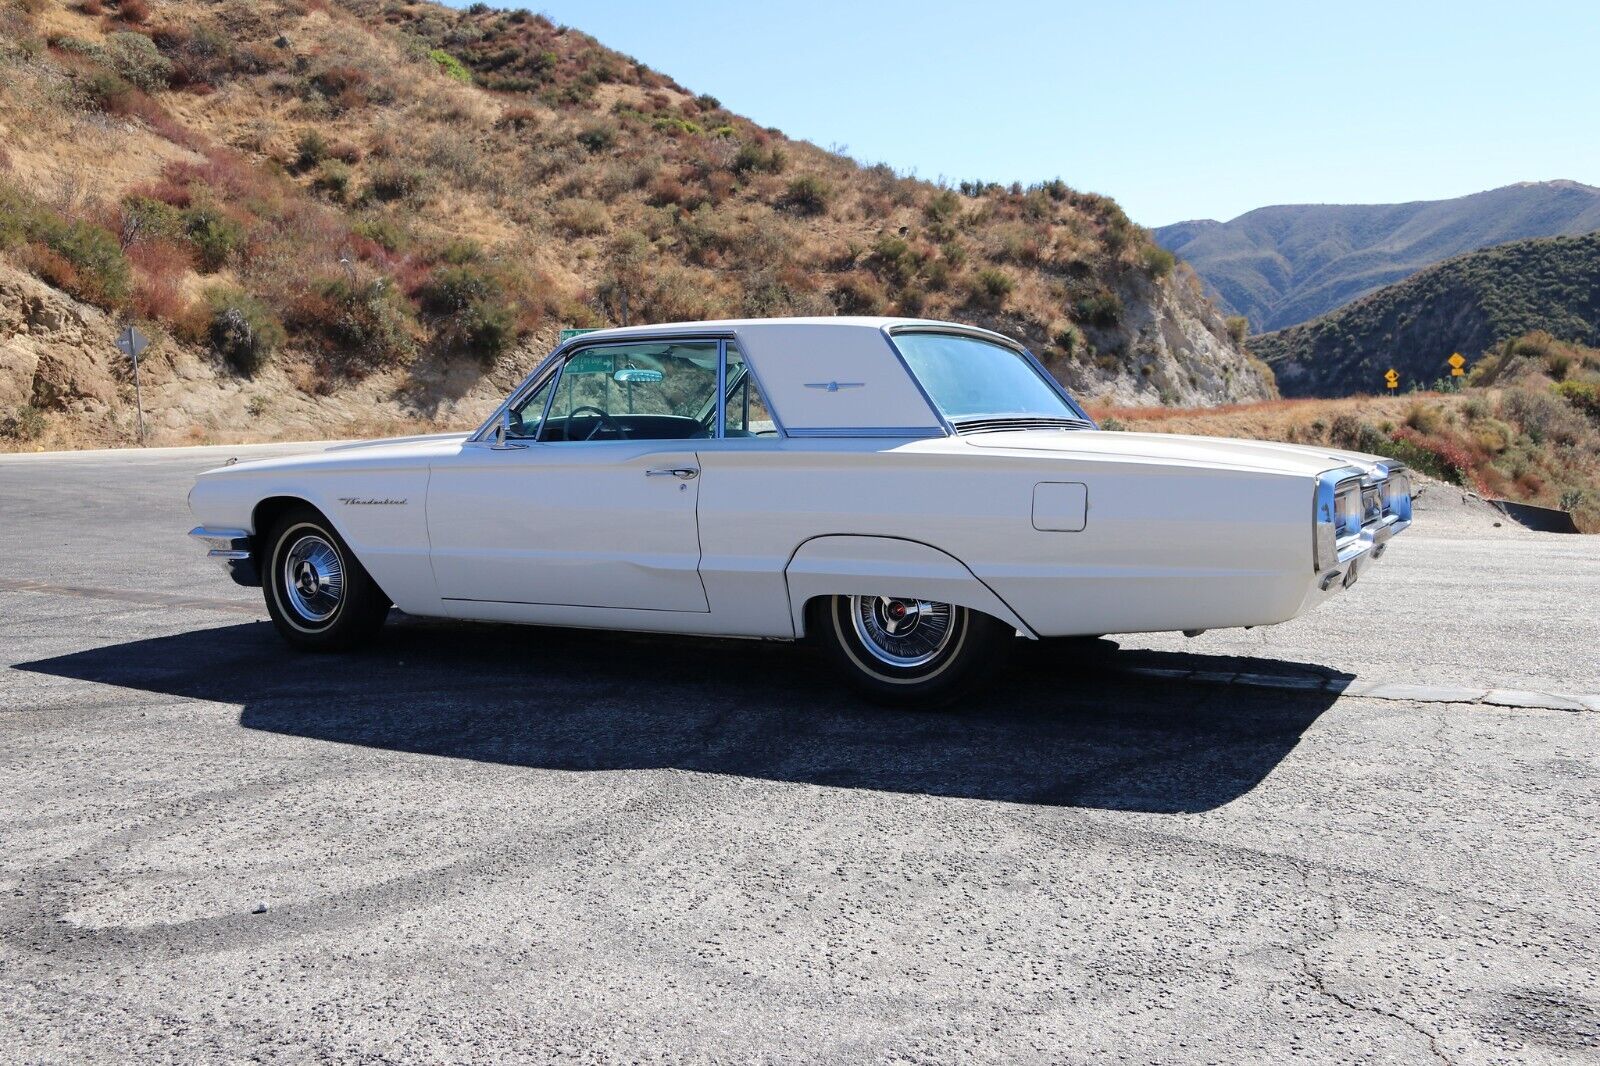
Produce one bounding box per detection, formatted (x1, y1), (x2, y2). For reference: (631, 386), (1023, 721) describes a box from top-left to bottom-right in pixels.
(1041, 267), (1275, 407)
(0, 265), (123, 414)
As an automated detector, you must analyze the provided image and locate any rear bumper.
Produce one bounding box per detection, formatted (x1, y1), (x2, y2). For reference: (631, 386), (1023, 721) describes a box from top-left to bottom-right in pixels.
(1319, 510), (1411, 592)
(188, 526), (260, 587)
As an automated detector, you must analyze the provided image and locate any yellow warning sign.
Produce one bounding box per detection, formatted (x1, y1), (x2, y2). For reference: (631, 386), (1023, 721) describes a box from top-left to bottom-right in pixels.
(1448, 352), (1466, 377)
(1385, 369), (1399, 390)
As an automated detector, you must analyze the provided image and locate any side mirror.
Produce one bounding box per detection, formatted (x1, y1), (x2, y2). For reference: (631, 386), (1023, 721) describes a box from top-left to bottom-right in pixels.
(490, 409), (527, 450)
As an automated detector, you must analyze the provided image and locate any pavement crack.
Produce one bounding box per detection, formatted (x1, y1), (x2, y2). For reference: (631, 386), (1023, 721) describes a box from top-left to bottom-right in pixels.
(1289, 863), (1454, 1065)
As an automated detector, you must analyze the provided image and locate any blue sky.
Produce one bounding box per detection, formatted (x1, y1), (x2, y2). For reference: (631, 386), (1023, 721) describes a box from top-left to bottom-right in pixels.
(451, 1), (1600, 226)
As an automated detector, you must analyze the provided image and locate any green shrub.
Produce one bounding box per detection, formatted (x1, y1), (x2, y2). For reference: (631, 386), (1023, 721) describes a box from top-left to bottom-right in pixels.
(80, 68), (136, 113)
(1554, 380), (1600, 421)
(1329, 414), (1471, 485)
(1386, 428), (1473, 485)
(105, 31), (173, 92)
(420, 265), (516, 363)
(314, 277), (417, 368)
(784, 174), (831, 216)
(353, 215), (410, 252)
(295, 130), (328, 170)
(53, 220), (130, 306)
(0, 183), (129, 308)
(181, 204), (245, 271)
(438, 238), (481, 265)
(971, 267), (1013, 310)
(120, 195), (184, 242)
(732, 142), (785, 175)
(867, 235), (916, 285)
(1139, 244), (1175, 278)
(429, 48), (472, 84)
(1224, 315), (1249, 346)
(925, 189), (962, 225)
(367, 164), (426, 203)
(312, 160), (353, 202)
(1074, 290), (1123, 326)
(1053, 323), (1084, 357)
(576, 121), (617, 153)
(0, 404), (46, 441)
(205, 287), (285, 375)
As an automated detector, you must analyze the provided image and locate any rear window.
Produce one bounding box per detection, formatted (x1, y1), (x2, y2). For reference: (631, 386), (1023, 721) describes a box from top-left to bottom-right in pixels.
(892, 332), (1082, 424)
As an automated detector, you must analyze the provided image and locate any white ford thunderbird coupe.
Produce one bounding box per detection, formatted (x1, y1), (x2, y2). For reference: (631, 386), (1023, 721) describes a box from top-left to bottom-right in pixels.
(189, 317), (1412, 700)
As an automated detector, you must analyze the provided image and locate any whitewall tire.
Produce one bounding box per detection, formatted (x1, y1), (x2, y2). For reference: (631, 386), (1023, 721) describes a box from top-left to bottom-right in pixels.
(811, 594), (1012, 705)
(263, 506), (390, 651)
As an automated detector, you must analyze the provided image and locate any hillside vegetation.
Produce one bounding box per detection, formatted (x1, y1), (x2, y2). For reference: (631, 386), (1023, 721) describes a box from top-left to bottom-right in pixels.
(0, 0), (1273, 450)
(1155, 181), (1600, 332)
(1250, 232), (1600, 397)
(1093, 332), (1600, 532)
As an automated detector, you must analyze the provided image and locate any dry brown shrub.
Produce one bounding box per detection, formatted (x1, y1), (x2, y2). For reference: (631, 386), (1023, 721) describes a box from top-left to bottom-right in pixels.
(553, 198), (609, 236)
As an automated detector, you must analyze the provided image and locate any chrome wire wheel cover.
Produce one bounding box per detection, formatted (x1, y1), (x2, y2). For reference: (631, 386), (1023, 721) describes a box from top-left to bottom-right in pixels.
(281, 533), (345, 624)
(849, 595), (956, 668)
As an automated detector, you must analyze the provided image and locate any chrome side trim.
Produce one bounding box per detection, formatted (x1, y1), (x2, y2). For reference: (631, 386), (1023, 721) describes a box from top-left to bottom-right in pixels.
(715, 338), (728, 440)
(784, 427), (948, 439)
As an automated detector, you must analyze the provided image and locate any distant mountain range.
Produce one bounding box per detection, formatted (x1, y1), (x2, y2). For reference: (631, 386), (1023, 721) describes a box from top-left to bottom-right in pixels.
(1248, 231), (1600, 396)
(1154, 181), (1600, 332)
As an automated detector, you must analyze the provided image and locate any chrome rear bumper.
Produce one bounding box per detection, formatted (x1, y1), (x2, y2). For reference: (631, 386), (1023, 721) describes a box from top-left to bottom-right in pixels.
(189, 526), (260, 587)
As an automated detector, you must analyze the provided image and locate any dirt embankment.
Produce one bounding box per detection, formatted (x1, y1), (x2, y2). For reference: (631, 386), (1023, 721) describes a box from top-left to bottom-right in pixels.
(0, 262), (554, 450)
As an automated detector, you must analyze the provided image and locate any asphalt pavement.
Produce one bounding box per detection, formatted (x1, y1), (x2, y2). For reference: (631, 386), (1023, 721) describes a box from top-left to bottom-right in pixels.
(2, 443), (1597, 1063)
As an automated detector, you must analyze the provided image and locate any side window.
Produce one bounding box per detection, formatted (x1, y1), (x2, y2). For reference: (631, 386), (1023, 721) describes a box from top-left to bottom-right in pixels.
(540, 342), (720, 442)
(723, 344), (779, 438)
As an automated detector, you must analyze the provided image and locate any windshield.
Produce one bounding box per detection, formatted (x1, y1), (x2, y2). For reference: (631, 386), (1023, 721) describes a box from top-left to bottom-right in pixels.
(891, 332), (1087, 428)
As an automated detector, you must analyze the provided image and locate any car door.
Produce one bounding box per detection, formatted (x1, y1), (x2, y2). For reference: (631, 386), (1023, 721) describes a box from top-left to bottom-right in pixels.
(425, 340), (720, 613)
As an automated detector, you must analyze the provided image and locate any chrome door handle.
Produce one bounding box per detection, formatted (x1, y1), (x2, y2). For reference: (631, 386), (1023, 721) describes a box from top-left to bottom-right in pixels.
(645, 467), (699, 479)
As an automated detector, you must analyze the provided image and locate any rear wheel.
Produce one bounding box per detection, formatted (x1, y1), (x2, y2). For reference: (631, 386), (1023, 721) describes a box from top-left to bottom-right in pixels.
(262, 506), (390, 651)
(811, 594), (1012, 705)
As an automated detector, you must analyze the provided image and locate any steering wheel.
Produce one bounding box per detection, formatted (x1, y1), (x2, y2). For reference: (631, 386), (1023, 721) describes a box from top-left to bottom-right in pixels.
(568, 405), (625, 441)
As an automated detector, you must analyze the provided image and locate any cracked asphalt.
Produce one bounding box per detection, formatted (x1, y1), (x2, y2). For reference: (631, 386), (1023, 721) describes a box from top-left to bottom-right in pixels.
(2, 443), (1597, 1063)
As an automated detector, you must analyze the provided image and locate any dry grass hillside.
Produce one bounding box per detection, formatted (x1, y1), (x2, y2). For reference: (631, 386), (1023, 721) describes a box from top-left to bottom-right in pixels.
(0, 0), (1275, 449)
(1092, 333), (1600, 532)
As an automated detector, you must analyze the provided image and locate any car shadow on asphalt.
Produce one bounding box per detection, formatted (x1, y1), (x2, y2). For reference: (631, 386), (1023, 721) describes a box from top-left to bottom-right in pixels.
(17, 616), (1351, 814)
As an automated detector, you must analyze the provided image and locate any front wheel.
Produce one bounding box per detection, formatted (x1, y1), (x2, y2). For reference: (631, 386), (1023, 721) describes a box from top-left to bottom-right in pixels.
(262, 506), (390, 651)
(810, 594), (1013, 705)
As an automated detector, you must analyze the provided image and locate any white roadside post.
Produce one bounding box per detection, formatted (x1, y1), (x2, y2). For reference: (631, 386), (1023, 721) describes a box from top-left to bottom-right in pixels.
(115, 324), (149, 446)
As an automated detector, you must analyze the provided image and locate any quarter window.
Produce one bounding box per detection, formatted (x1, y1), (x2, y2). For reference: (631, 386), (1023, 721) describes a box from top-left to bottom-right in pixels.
(721, 344), (778, 437)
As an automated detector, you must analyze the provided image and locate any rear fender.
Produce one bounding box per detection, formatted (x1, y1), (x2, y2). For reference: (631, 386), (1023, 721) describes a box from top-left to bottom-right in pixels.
(785, 535), (1034, 638)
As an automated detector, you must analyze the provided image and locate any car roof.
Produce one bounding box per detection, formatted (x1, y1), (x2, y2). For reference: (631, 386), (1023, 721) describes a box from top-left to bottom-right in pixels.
(483, 317), (1050, 440)
(566, 316), (1019, 347)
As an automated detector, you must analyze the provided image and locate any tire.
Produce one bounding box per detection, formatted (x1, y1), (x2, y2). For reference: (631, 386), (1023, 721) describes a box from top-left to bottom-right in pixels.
(262, 506), (390, 651)
(810, 594), (1013, 705)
